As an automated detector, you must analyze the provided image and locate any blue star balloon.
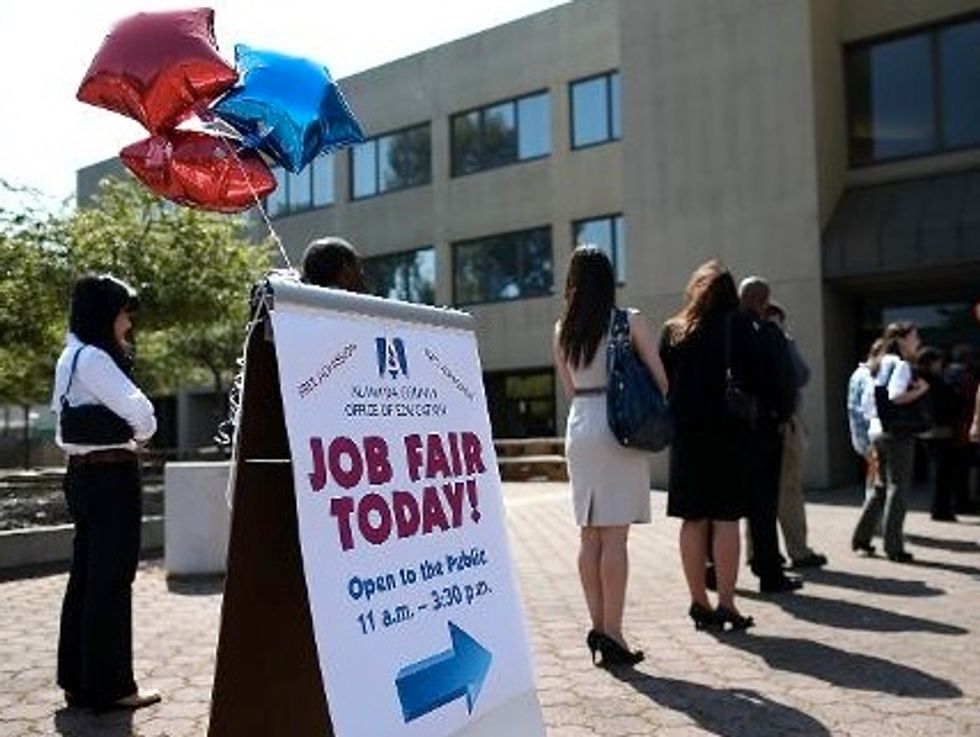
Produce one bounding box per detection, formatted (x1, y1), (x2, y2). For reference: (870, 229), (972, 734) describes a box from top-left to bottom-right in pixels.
(210, 45), (365, 173)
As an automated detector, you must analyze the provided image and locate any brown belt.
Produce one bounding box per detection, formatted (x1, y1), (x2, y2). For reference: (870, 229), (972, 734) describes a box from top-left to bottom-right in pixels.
(574, 387), (606, 396)
(68, 449), (138, 466)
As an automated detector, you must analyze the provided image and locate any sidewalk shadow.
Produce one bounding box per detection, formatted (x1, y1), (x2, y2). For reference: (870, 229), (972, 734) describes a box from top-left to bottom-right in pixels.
(740, 591), (966, 634)
(905, 558), (980, 580)
(609, 672), (830, 737)
(166, 574), (225, 596)
(906, 534), (980, 554)
(798, 567), (944, 597)
(54, 706), (134, 735)
(711, 632), (962, 698)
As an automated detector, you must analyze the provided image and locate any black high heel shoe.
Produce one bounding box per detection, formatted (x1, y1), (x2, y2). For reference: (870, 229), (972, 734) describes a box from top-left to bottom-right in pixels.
(851, 541), (876, 556)
(715, 605), (754, 631)
(586, 629), (602, 665)
(688, 602), (720, 630)
(597, 634), (645, 667)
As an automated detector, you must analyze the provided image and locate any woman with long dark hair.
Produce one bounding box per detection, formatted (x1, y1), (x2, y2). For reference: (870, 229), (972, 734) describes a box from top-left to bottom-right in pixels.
(51, 274), (160, 710)
(851, 321), (929, 562)
(553, 246), (668, 667)
(660, 260), (759, 630)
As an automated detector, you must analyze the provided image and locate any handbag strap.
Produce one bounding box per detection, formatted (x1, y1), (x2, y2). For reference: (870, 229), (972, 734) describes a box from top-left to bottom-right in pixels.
(723, 311), (735, 382)
(610, 307), (629, 340)
(60, 346), (87, 409)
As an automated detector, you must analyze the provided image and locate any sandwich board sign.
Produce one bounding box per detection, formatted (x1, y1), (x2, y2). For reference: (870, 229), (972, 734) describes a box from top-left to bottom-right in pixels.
(208, 276), (544, 737)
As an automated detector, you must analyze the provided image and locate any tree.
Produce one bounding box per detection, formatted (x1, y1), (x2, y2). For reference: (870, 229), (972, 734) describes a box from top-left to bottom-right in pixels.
(0, 175), (273, 464)
(0, 187), (69, 465)
(62, 177), (273, 398)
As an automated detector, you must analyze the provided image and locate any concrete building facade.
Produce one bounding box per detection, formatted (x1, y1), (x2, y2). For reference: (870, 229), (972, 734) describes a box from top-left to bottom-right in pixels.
(78, 0), (980, 487)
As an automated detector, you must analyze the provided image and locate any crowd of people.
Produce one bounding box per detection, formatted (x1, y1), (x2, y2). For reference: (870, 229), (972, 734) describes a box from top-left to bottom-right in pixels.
(848, 326), (980, 562)
(49, 238), (977, 704)
(555, 247), (978, 668)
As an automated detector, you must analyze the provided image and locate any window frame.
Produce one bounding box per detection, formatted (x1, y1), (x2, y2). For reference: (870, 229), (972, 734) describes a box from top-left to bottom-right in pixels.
(361, 245), (437, 305)
(349, 121), (433, 201)
(572, 213), (626, 286)
(451, 225), (554, 307)
(450, 89), (551, 178)
(569, 69), (622, 151)
(844, 11), (980, 167)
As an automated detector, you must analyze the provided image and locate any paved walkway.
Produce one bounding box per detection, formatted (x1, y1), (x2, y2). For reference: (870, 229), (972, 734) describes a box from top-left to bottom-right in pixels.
(1, 484), (979, 736)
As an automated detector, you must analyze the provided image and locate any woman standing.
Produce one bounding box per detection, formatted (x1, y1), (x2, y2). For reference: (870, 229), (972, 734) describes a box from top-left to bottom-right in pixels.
(553, 247), (668, 667)
(51, 275), (160, 710)
(852, 322), (929, 562)
(659, 260), (759, 630)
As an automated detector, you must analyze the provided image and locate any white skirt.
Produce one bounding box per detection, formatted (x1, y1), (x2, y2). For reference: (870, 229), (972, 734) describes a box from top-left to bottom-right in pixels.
(565, 395), (651, 526)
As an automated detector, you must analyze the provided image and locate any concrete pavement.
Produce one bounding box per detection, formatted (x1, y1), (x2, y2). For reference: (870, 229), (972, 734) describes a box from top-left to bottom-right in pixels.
(2, 484), (979, 736)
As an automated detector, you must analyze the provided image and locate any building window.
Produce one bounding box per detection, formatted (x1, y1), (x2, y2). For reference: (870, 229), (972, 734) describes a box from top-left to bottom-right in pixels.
(453, 227), (553, 306)
(483, 369), (556, 439)
(574, 214), (625, 285)
(846, 15), (980, 165)
(265, 154), (334, 217)
(312, 154), (334, 207)
(570, 71), (621, 149)
(362, 247), (436, 304)
(266, 168), (287, 217)
(451, 91), (551, 176)
(288, 166), (312, 211)
(351, 123), (431, 199)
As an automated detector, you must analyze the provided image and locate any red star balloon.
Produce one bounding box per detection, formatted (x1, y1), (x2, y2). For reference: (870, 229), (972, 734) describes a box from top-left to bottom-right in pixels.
(120, 130), (277, 213)
(77, 8), (238, 133)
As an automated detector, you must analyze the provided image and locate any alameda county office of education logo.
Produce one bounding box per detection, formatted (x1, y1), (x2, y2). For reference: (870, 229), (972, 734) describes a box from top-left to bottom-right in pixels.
(376, 337), (409, 380)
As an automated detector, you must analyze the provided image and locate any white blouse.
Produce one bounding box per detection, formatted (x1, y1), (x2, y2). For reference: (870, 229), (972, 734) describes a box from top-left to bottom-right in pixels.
(50, 333), (157, 455)
(863, 353), (913, 440)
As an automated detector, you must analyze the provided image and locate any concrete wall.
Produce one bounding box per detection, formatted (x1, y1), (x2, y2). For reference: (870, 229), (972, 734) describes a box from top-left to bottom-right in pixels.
(808, 0), (846, 230)
(619, 0), (831, 486)
(271, 1), (621, 379)
(0, 518), (162, 571)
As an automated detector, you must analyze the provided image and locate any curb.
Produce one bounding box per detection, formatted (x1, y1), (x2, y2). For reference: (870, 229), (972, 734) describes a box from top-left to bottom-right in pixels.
(0, 516), (164, 573)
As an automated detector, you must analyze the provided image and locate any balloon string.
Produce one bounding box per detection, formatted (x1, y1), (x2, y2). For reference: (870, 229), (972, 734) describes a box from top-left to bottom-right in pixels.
(219, 137), (293, 270)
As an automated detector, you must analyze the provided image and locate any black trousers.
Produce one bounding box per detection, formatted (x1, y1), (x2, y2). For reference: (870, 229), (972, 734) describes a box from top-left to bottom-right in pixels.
(748, 429), (784, 582)
(57, 460), (142, 706)
(928, 438), (955, 518)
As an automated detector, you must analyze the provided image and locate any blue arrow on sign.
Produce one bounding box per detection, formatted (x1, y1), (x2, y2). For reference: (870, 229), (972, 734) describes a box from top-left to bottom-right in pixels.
(395, 621), (492, 723)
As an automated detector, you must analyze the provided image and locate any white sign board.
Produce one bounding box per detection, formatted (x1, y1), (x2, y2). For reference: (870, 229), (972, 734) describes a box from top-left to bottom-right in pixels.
(271, 301), (538, 737)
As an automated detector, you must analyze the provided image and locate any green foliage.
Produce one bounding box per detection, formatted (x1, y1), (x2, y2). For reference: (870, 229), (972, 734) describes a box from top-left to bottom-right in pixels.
(0, 175), (272, 405)
(0, 213), (66, 405)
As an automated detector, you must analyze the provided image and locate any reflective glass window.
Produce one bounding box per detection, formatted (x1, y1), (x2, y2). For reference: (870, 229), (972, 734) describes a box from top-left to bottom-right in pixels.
(352, 124), (431, 199)
(846, 16), (980, 165)
(287, 166), (311, 211)
(518, 93), (551, 159)
(610, 72), (622, 140)
(453, 227), (553, 305)
(451, 91), (551, 176)
(574, 214), (625, 284)
(266, 167), (287, 217)
(352, 141), (378, 199)
(572, 75), (610, 147)
(363, 247), (436, 304)
(380, 126), (432, 192)
(940, 20), (980, 148)
(312, 154), (334, 207)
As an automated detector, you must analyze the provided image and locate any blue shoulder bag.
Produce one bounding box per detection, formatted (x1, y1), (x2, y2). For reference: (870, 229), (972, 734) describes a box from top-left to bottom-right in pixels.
(606, 308), (673, 451)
